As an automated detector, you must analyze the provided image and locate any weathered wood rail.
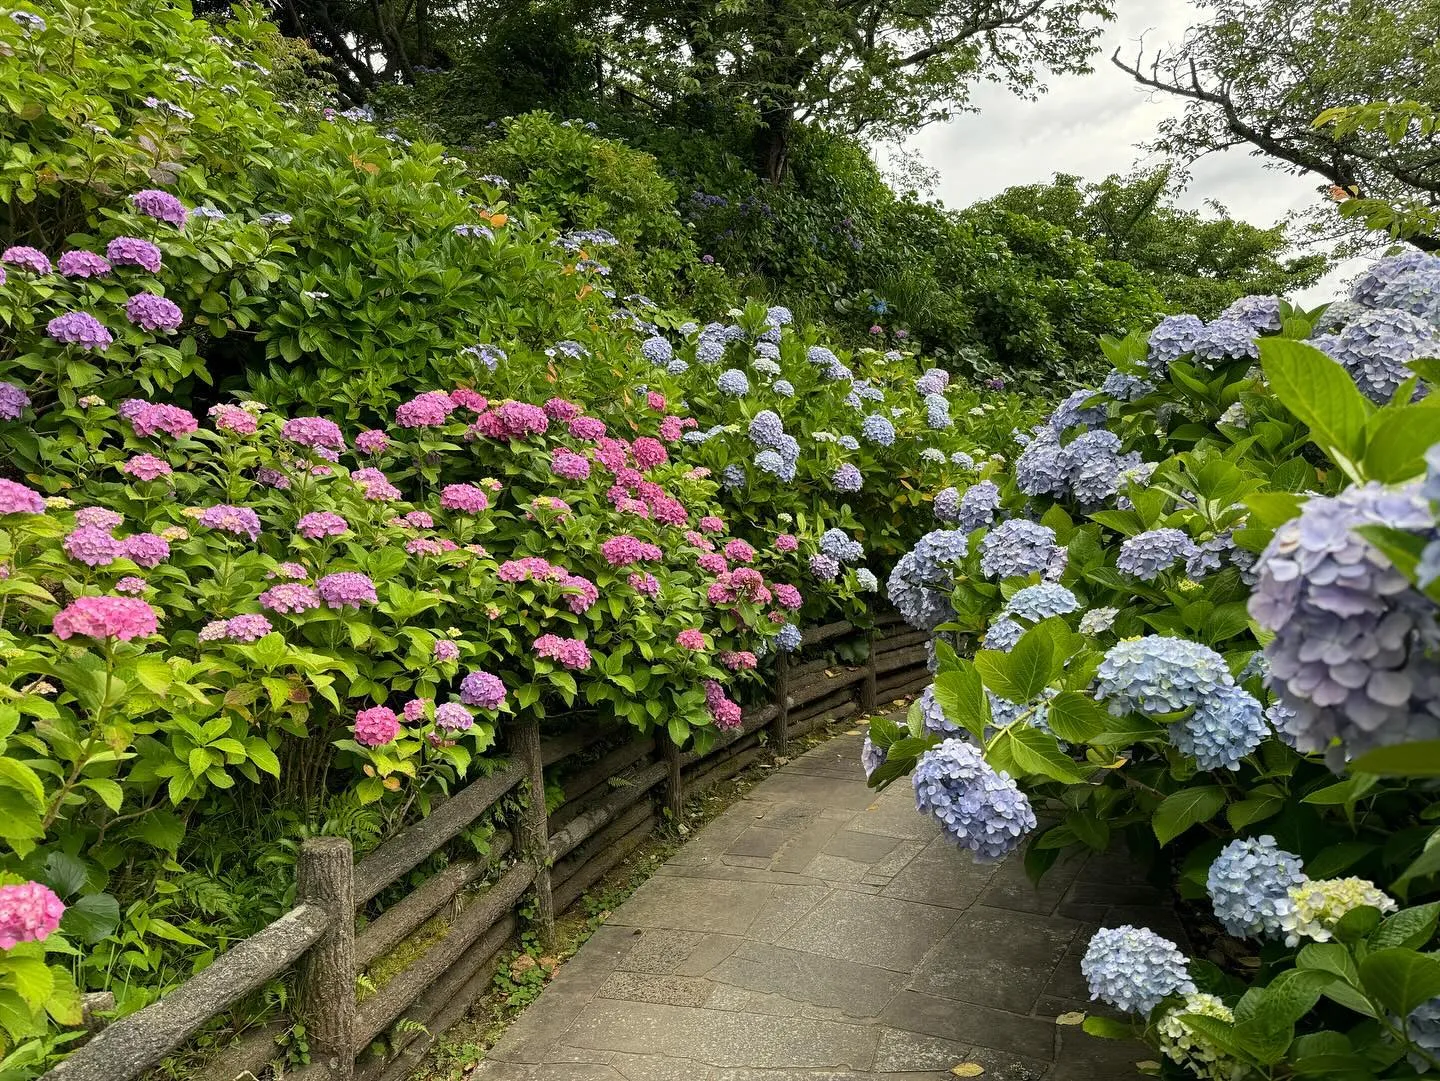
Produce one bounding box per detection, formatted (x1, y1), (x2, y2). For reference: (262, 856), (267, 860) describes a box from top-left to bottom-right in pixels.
(46, 611), (926, 1081)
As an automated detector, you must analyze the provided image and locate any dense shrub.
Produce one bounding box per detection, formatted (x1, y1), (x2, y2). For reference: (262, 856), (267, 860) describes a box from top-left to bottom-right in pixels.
(871, 250), (1440, 1078)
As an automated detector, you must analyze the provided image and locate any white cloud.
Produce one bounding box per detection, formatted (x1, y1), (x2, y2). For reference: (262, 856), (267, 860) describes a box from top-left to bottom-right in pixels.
(875, 0), (1365, 306)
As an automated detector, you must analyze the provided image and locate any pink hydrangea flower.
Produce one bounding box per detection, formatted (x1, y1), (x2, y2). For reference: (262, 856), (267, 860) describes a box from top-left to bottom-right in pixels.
(114, 576), (147, 595)
(774, 584), (803, 610)
(433, 639), (460, 662)
(282, 416), (345, 451)
(257, 468), (291, 490)
(406, 537), (446, 556)
(64, 526), (122, 567)
(209, 403), (259, 435)
(0, 882), (65, 949)
(560, 574), (599, 614)
(704, 680), (742, 731)
(198, 620), (229, 642)
(699, 516), (725, 534)
(76, 507), (123, 530)
(403, 698), (430, 722)
(121, 454), (173, 481)
(354, 706), (399, 747)
(259, 582), (320, 613)
(467, 413), (506, 440)
(551, 448), (592, 481)
(396, 391), (457, 428)
(128, 403), (198, 438)
(352, 467), (401, 501)
(533, 634), (592, 670)
(460, 670), (507, 709)
(296, 511), (348, 539)
(628, 572), (660, 596)
(401, 510), (434, 528)
(317, 572), (377, 609)
(434, 702), (474, 731)
(121, 533), (170, 568)
(543, 398), (581, 421)
(646, 391), (665, 411)
(52, 596), (158, 641)
(723, 539), (756, 564)
(659, 416), (683, 442)
(499, 557), (561, 582)
(440, 484), (489, 513)
(268, 562), (308, 580)
(2, 246), (51, 274)
(58, 250), (111, 278)
(632, 437), (667, 469)
(774, 533), (798, 552)
(497, 401), (549, 438)
(106, 236), (162, 273)
(594, 438), (629, 473)
(451, 388), (488, 412)
(355, 429), (390, 454)
(675, 629), (706, 650)
(568, 415), (606, 440)
(650, 496), (688, 526)
(697, 553), (728, 575)
(227, 614), (273, 642)
(684, 530), (714, 551)
(721, 650), (758, 671)
(200, 504), (261, 541)
(601, 535), (662, 566)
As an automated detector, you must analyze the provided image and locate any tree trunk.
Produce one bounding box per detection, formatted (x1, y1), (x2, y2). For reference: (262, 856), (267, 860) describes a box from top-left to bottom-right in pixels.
(755, 106), (794, 184)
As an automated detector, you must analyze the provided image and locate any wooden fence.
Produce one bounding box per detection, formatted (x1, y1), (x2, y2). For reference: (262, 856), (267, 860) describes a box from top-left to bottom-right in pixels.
(43, 611), (926, 1081)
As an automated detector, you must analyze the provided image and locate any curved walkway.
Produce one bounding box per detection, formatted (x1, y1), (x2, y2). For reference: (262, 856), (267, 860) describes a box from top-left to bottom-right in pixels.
(474, 729), (1181, 1080)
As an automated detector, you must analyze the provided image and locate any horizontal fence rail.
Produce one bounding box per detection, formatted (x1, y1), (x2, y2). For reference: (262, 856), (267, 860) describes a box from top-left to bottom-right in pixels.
(42, 611), (929, 1081)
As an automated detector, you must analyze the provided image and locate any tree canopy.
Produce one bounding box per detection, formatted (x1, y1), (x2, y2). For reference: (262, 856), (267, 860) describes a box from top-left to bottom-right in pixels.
(1111, 0), (1440, 253)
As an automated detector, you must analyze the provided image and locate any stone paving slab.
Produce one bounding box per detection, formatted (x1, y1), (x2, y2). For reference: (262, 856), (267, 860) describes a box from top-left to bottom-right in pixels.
(476, 727), (1176, 1079)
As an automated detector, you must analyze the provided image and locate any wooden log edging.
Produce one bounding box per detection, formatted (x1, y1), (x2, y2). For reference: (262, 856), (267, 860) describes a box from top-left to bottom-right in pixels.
(296, 838), (357, 1078)
(548, 760), (668, 862)
(550, 737), (656, 832)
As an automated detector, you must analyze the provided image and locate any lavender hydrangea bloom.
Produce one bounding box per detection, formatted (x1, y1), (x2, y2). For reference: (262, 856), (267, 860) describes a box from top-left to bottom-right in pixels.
(933, 486), (961, 523)
(1096, 636), (1233, 717)
(837, 435), (860, 451)
(1249, 481), (1440, 757)
(753, 358), (782, 377)
(107, 236), (162, 272)
(924, 394), (951, 430)
(1117, 528), (1198, 581)
(0, 382), (29, 421)
(1101, 370), (1154, 401)
(1378, 261), (1440, 326)
(1081, 927), (1195, 1014)
(748, 409), (786, 449)
(641, 336), (673, 364)
(987, 688), (1056, 734)
(916, 368), (949, 395)
(1351, 250), (1439, 307)
(1015, 429), (1068, 497)
(809, 554), (841, 581)
(1148, 314), (1205, 369)
(887, 530), (969, 630)
(58, 250), (111, 278)
(47, 312), (113, 350)
(861, 737), (887, 779)
(806, 346), (838, 369)
(717, 369), (750, 395)
(1050, 388), (1106, 432)
(1005, 583), (1079, 622)
(820, 528), (864, 564)
(1207, 836), (1304, 939)
(1186, 534), (1235, 579)
(1219, 295), (1284, 334)
(721, 464), (746, 489)
(766, 305), (793, 327)
(912, 739), (1036, 862)
(1313, 308), (1438, 403)
(983, 617), (1023, 652)
(668, 359), (691, 376)
(131, 189), (187, 226)
(951, 451), (975, 470)
(832, 463), (863, 492)
(1192, 318), (1260, 363)
(956, 481), (1000, 532)
(696, 339), (725, 365)
(125, 292), (183, 332)
(1172, 684), (1268, 770)
(776, 623), (802, 651)
(979, 519), (1064, 581)
(2, 245), (51, 274)
(918, 684), (958, 734)
(754, 450), (792, 479)
(860, 413), (895, 446)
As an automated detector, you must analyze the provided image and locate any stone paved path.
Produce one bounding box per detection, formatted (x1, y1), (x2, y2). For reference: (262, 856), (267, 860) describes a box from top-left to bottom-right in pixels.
(475, 729), (1185, 1080)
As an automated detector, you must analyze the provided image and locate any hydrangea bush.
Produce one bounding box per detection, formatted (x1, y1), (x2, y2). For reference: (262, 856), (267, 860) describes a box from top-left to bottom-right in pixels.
(869, 249), (1440, 1077)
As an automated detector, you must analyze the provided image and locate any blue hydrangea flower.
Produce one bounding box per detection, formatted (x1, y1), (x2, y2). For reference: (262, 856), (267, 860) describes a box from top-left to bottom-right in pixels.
(1148, 314), (1206, 369)
(809, 554), (841, 581)
(721, 463), (746, 489)
(912, 739), (1036, 862)
(1081, 926), (1196, 1014)
(855, 568), (878, 592)
(1375, 260), (1440, 326)
(838, 435), (860, 451)
(1101, 370), (1155, 401)
(1219, 295), (1283, 334)
(1249, 481), (1440, 757)
(753, 357), (782, 377)
(861, 736), (886, 778)
(957, 481), (1000, 532)
(1078, 607), (1118, 635)
(776, 623), (802, 652)
(1207, 836), (1304, 939)
(1066, 432), (1137, 505)
(774, 379), (795, 397)
(696, 338), (725, 364)
(1006, 583), (1079, 622)
(1096, 636), (1233, 717)
(1186, 534), (1235, 579)
(832, 463), (863, 492)
(934, 486), (961, 523)
(887, 530), (969, 630)
(860, 414), (895, 446)
(918, 683), (958, 734)
(717, 369), (750, 396)
(852, 379), (885, 402)
(1313, 308), (1438, 403)
(1015, 428), (1068, 497)
(666, 358), (690, 375)
(1351, 250), (1439, 307)
(1192, 318), (1260, 363)
(807, 345), (839, 368)
(1172, 684), (1268, 770)
(1117, 528), (1198, 580)
(748, 409), (786, 449)
(844, 392), (864, 410)
(1050, 388), (1107, 432)
(820, 528), (865, 564)
(916, 368), (949, 396)
(641, 336), (673, 364)
(1406, 998), (1440, 1072)
(755, 450), (793, 479)
(924, 394), (951, 430)
(987, 688), (1056, 735)
(951, 451), (975, 470)
(983, 616), (1023, 652)
(756, 340), (781, 359)
(979, 519), (1065, 580)
(920, 447), (946, 463)
(766, 305), (794, 327)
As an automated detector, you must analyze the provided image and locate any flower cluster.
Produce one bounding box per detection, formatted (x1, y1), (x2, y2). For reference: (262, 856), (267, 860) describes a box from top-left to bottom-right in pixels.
(978, 519), (1063, 580)
(911, 739), (1036, 861)
(1116, 528), (1197, 580)
(1081, 926), (1195, 1014)
(1206, 836), (1304, 939)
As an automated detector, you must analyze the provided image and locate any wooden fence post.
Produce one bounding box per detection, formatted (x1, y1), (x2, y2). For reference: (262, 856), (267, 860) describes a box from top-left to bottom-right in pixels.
(662, 734), (684, 821)
(860, 630), (878, 714)
(513, 717), (556, 948)
(770, 651), (790, 756)
(295, 837), (356, 1080)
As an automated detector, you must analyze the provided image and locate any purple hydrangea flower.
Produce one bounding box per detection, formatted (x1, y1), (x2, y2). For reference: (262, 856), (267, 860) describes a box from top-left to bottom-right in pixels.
(125, 292), (183, 332)
(106, 237), (163, 273)
(131, 189), (187, 226)
(887, 529), (969, 630)
(316, 572), (378, 609)
(1082, 927), (1195, 1014)
(2, 246), (50, 274)
(57, 251), (111, 278)
(1147, 314), (1205, 369)
(1219, 294), (1284, 334)
(1313, 308), (1438, 403)
(979, 519), (1064, 580)
(200, 504), (261, 541)
(1117, 528), (1198, 581)
(47, 312), (113, 350)
(0, 381), (29, 420)
(832, 463), (863, 492)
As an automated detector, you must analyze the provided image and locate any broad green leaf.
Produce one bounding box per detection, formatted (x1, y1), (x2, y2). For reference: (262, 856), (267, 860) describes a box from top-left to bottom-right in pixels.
(244, 737), (281, 778)
(1153, 785), (1226, 845)
(932, 662), (991, 742)
(61, 893), (120, 945)
(1044, 691), (1107, 743)
(1259, 338), (1371, 477)
(1372, 903), (1440, 950)
(1080, 1016), (1134, 1039)
(0, 957), (52, 1011)
(1359, 948), (1440, 1015)
(974, 624), (1054, 703)
(1005, 726), (1088, 784)
(1362, 404), (1440, 481)
(1349, 741), (1440, 777)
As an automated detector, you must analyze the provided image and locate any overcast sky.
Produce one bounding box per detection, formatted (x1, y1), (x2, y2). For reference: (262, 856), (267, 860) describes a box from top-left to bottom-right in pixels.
(876, 0), (1365, 306)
